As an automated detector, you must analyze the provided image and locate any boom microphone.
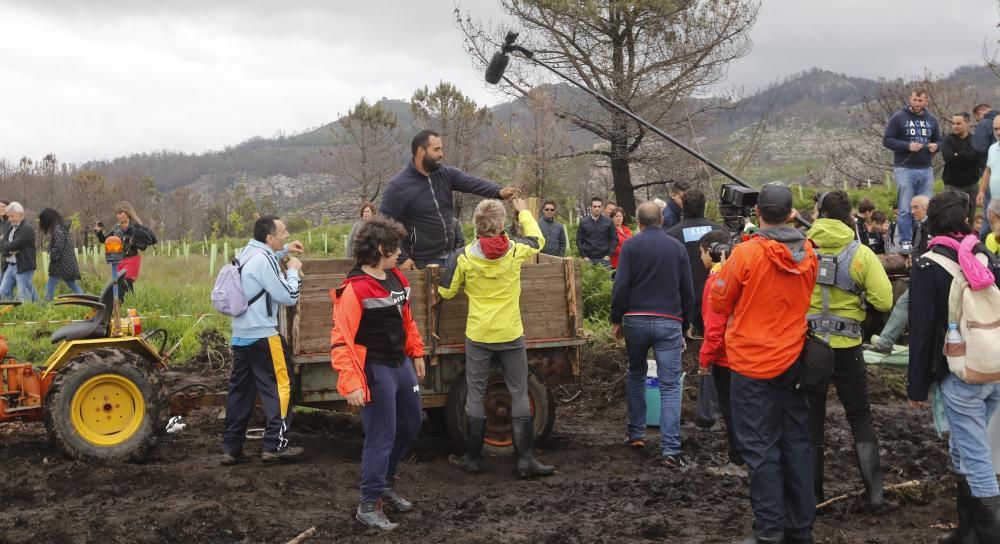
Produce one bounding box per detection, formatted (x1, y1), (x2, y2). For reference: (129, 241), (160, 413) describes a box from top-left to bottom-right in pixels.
(484, 51), (509, 84)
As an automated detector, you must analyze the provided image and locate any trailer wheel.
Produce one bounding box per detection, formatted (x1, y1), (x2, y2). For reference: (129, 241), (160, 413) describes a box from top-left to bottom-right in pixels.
(445, 369), (554, 456)
(44, 349), (167, 462)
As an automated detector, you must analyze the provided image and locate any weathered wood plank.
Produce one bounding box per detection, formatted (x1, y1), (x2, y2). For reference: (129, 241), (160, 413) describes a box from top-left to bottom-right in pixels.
(285, 259), (585, 355)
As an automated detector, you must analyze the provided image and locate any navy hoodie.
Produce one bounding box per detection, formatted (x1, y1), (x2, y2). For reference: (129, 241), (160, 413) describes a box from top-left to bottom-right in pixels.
(882, 106), (941, 169)
(380, 161), (501, 262)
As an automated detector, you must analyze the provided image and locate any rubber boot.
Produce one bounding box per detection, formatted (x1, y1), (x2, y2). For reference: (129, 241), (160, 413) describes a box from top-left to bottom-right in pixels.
(938, 476), (976, 544)
(812, 445), (825, 505)
(853, 441), (898, 514)
(511, 416), (555, 478)
(448, 417), (485, 474)
(971, 495), (1000, 542)
(356, 500), (399, 531)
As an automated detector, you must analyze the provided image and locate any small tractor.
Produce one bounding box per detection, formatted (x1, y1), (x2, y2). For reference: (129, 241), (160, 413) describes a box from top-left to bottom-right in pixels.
(0, 235), (169, 461)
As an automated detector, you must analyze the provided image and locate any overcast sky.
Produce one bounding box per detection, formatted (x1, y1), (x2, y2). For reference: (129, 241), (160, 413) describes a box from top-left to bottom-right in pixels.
(0, 0), (996, 164)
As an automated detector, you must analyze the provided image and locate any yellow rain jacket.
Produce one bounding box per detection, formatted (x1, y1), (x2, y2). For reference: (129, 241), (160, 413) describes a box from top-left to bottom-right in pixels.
(806, 218), (894, 348)
(438, 210), (544, 344)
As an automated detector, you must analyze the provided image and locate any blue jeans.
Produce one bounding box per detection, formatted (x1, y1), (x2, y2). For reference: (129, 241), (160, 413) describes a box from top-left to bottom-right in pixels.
(731, 369), (814, 539)
(623, 316), (683, 456)
(940, 373), (1000, 498)
(44, 276), (84, 301)
(894, 166), (934, 244)
(0, 264), (38, 302)
(876, 288), (909, 348)
(981, 188), (993, 240)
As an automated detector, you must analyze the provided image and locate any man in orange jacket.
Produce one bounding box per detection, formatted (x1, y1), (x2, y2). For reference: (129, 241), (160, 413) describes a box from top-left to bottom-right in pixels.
(330, 217), (426, 532)
(710, 183), (818, 544)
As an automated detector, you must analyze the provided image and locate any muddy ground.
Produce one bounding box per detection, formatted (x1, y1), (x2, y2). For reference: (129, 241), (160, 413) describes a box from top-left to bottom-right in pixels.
(0, 342), (957, 544)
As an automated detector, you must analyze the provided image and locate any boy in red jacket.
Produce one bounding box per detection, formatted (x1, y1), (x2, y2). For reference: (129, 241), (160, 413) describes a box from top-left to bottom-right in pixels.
(330, 217), (426, 531)
(697, 230), (746, 477)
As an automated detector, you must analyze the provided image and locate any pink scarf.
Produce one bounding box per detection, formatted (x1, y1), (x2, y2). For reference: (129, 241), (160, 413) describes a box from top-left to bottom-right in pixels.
(927, 234), (995, 290)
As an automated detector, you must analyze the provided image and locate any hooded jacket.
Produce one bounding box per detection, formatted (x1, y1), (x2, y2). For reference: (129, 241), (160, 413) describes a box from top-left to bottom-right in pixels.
(438, 210), (544, 344)
(700, 263), (729, 369)
(231, 240), (300, 339)
(882, 106), (942, 169)
(379, 161), (502, 263)
(710, 226), (818, 379)
(806, 219), (894, 349)
(329, 267), (425, 402)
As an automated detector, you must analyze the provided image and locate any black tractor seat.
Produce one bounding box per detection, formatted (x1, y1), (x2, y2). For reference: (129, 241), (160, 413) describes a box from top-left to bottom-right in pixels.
(49, 271), (123, 344)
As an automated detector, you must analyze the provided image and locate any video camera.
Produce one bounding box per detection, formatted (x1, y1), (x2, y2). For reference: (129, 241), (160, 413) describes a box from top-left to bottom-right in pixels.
(718, 183), (759, 236)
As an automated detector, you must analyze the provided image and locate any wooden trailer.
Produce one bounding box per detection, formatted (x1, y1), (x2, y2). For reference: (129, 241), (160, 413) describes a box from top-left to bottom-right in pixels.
(279, 253), (586, 453)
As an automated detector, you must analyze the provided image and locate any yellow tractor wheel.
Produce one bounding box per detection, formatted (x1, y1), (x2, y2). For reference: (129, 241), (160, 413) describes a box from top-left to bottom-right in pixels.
(44, 349), (167, 462)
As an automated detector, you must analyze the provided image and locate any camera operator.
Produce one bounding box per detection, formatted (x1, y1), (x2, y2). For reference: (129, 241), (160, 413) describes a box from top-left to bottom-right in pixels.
(710, 183), (818, 544)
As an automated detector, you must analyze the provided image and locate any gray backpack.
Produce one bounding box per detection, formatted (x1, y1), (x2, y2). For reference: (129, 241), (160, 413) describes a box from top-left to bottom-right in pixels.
(211, 248), (270, 317)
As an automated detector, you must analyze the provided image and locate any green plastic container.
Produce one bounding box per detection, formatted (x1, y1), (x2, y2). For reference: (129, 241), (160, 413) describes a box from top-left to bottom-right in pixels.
(644, 368), (685, 427)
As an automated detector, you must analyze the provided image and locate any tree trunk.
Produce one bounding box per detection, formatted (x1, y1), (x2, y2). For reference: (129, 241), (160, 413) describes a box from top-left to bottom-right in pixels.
(609, 116), (636, 218)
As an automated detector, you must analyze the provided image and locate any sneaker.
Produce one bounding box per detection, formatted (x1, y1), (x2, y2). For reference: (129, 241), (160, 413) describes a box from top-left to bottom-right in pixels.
(862, 343), (893, 355)
(899, 241), (912, 255)
(356, 500), (399, 531)
(624, 437), (645, 449)
(660, 454), (687, 469)
(381, 488), (413, 512)
(220, 451), (251, 466)
(261, 445), (304, 463)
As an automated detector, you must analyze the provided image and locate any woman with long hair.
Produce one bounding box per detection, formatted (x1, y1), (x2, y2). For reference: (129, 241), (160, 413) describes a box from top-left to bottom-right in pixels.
(38, 208), (83, 301)
(94, 201), (155, 300)
(910, 191), (1000, 542)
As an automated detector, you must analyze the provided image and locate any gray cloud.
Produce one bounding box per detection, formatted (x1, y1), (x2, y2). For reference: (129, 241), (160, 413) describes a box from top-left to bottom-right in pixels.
(0, 0), (996, 164)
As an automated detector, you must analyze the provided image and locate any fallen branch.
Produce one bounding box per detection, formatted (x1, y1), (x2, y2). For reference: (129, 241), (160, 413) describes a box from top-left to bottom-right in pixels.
(816, 480), (920, 510)
(558, 390), (583, 404)
(285, 527), (317, 544)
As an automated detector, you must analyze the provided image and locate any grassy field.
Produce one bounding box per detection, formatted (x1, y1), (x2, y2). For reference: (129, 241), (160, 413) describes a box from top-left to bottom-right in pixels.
(5, 254), (224, 365)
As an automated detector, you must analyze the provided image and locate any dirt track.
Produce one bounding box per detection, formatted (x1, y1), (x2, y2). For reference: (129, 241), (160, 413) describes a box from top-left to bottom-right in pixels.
(0, 346), (956, 544)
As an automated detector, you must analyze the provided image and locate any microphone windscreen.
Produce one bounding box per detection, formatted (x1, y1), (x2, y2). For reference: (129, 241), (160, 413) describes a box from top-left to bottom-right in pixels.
(484, 52), (510, 85)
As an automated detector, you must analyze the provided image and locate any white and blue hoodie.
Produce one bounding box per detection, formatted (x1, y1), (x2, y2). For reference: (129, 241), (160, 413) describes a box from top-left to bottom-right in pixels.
(231, 239), (300, 341)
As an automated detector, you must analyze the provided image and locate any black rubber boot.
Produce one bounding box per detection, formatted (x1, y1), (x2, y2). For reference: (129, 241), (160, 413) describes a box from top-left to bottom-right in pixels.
(812, 445), (825, 505)
(853, 441), (898, 514)
(448, 417), (486, 474)
(939, 476), (976, 544)
(511, 416), (555, 478)
(971, 495), (1000, 542)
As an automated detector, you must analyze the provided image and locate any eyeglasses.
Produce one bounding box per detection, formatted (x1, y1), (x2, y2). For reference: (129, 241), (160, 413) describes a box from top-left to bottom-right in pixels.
(543, 208), (555, 212)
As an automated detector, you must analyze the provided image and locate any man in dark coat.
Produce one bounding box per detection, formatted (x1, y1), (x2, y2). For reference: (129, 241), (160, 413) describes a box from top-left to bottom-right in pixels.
(0, 202), (38, 302)
(666, 189), (728, 338)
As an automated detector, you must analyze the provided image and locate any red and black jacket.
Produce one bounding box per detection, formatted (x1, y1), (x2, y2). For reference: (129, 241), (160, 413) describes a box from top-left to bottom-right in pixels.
(329, 268), (425, 402)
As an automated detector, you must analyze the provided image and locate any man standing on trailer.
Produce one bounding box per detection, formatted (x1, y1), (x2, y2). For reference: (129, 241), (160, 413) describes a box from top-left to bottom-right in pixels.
(380, 130), (516, 270)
